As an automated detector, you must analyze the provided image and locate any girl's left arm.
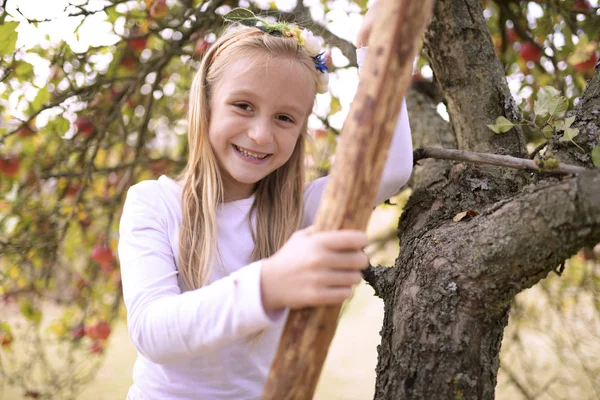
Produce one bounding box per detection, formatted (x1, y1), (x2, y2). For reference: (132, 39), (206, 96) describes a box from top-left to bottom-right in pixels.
(303, 54), (413, 222)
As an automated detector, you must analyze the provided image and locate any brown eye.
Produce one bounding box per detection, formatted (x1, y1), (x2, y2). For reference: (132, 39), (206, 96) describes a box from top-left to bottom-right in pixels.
(234, 103), (251, 111)
(277, 115), (294, 123)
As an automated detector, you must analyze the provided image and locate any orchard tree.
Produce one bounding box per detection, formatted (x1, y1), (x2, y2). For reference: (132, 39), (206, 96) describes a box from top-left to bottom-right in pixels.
(0, 0), (598, 399)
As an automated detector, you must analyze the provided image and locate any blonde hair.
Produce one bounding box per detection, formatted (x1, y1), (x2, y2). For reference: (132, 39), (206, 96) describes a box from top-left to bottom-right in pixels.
(177, 24), (320, 291)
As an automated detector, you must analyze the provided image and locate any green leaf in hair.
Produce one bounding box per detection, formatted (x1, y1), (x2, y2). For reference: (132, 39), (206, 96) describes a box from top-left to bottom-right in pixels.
(223, 8), (260, 24)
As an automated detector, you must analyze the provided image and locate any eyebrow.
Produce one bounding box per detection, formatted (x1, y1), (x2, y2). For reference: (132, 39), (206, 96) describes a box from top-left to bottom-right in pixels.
(227, 90), (307, 117)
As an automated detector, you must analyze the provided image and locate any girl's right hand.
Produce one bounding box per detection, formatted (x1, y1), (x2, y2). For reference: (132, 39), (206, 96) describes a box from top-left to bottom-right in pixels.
(260, 227), (369, 313)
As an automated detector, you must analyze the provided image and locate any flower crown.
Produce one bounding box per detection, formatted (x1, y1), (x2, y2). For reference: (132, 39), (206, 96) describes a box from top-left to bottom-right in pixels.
(222, 8), (329, 94)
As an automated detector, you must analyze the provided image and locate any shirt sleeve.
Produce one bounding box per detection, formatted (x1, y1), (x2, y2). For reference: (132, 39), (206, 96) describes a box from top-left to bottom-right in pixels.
(118, 182), (278, 365)
(303, 47), (413, 225)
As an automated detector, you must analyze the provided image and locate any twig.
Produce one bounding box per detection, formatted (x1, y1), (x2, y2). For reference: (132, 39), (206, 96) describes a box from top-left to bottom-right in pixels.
(414, 147), (589, 176)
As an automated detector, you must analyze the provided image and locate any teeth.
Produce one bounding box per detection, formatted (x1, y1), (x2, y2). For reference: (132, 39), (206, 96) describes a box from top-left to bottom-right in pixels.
(235, 145), (268, 160)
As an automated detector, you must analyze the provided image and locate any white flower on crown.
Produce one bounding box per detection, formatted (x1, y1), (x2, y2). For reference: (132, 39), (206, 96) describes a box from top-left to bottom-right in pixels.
(317, 71), (329, 94)
(300, 29), (324, 57)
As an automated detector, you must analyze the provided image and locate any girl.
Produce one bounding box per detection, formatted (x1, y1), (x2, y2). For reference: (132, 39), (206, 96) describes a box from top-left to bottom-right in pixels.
(118, 4), (413, 399)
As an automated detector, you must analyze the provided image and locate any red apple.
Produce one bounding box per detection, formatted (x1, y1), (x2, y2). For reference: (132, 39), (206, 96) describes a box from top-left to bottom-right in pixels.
(519, 42), (542, 63)
(90, 341), (103, 354)
(574, 52), (598, 72)
(75, 117), (95, 138)
(1, 330), (13, 347)
(506, 28), (519, 42)
(94, 321), (111, 340)
(0, 154), (20, 178)
(17, 124), (35, 138)
(128, 37), (148, 52)
(574, 0), (591, 11)
(121, 54), (138, 70)
(149, 0), (168, 19)
(71, 325), (85, 339)
(65, 182), (81, 198)
(91, 245), (114, 267)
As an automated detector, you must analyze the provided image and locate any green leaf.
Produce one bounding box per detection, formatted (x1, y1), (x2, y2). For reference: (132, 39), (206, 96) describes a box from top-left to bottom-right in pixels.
(223, 8), (259, 25)
(15, 61), (34, 78)
(563, 115), (576, 129)
(559, 127), (579, 142)
(559, 116), (579, 142)
(20, 299), (42, 324)
(0, 22), (20, 56)
(55, 116), (70, 135)
(541, 125), (553, 138)
(591, 145), (600, 168)
(105, 6), (121, 24)
(329, 96), (342, 115)
(534, 86), (566, 117)
(32, 87), (50, 111)
(487, 116), (514, 134)
(555, 97), (569, 115)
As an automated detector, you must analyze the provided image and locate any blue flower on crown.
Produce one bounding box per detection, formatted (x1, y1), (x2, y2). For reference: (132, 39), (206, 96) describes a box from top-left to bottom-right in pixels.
(313, 52), (328, 74)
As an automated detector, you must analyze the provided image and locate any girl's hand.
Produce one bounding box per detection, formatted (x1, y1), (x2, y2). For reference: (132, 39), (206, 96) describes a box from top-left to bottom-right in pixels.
(356, 0), (382, 48)
(260, 227), (369, 313)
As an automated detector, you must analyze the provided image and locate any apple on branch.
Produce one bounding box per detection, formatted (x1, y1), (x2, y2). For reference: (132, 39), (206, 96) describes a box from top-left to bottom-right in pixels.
(519, 42), (542, 63)
(0, 154), (20, 178)
(149, 0), (168, 19)
(574, 51), (598, 73)
(75, 116), (96, 138)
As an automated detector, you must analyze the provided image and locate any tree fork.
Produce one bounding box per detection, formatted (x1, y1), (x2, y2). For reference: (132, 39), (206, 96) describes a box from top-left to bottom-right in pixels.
(261, 0), (434, 398)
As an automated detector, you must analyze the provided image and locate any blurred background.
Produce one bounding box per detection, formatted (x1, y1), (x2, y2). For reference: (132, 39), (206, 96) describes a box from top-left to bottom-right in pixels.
(0, 0), (599, 399)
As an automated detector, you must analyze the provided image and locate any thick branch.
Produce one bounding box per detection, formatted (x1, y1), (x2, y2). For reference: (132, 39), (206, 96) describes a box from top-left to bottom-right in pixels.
(424, 0), (527, 156)
(428, 170), (600, 306)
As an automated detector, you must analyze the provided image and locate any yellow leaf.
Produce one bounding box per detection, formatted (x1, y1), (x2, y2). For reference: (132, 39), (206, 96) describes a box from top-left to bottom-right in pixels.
(48, 320), (67, 337)
(9, 268), (19, 279)
(567, 36), (597, 65)
(57, 177), (68, 191)
(453, 210), (479, 222)
(95, 149), (107, 166)
(61, 203), (73, 215)
(330, 96), (342, 115)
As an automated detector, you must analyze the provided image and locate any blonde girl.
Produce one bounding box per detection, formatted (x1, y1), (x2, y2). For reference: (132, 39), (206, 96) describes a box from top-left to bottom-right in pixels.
(118, 4), (413, 399)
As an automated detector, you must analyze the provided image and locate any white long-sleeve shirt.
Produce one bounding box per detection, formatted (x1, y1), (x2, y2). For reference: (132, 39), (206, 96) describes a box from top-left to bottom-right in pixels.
(118, 48), (413, 400)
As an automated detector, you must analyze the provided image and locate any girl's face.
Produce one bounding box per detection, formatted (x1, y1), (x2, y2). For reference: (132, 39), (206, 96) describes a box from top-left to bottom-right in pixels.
(208, 54), (315, 202)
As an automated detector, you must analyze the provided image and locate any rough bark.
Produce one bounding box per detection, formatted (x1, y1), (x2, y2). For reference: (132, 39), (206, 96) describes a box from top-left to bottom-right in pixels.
(367, 0), (600, 398)
(262, 1), (434, 398)
(424, 0), (527, 156)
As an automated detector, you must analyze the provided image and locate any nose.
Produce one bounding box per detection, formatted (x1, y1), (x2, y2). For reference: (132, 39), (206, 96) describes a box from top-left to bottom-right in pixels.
(247, 117), (273, 146)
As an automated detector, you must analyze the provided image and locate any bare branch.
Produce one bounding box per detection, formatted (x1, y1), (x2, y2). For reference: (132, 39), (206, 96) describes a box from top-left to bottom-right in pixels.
(414, 147), (589, 175)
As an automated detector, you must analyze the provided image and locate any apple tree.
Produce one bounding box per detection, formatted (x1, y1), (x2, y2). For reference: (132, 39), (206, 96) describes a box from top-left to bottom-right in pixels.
(0, 0), (598, 399)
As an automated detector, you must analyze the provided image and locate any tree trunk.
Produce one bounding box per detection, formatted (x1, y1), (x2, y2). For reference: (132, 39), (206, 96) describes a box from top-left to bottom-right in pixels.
(367, 0), (600, 398)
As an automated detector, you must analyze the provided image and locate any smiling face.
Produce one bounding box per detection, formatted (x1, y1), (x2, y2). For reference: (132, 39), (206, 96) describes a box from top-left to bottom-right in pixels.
(208, 53), (316, 201)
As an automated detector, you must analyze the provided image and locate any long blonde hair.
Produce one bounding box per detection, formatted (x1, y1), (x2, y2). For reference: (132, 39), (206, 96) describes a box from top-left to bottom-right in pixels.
(177, 24), (320, 290)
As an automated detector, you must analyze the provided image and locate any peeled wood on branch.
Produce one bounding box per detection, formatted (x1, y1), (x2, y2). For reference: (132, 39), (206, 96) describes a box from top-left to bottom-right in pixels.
(261, 0), (435, 398)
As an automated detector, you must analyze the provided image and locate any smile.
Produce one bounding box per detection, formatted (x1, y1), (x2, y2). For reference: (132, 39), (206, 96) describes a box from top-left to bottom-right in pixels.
(233, 145), (271, 160)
